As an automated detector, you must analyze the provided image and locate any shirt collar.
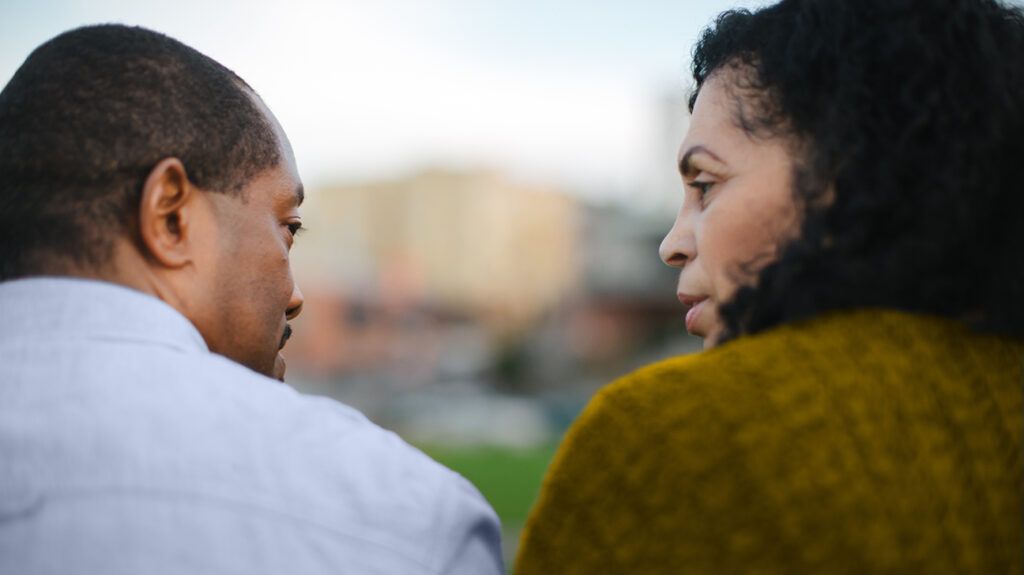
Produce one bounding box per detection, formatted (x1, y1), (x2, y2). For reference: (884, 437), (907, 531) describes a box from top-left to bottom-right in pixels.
(0, 277), (209, 353)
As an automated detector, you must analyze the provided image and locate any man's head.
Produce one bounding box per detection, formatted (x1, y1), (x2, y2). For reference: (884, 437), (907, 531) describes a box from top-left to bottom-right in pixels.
(0, 24), (305, 380)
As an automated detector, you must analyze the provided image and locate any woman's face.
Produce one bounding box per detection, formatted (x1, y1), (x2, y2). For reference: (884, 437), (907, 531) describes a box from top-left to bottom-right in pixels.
(660, 71), (799, 348)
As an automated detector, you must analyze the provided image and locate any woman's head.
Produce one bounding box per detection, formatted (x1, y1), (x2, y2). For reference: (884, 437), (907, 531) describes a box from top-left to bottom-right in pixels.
(660, 69), (800, 347)
(661, 0), (1024, 345)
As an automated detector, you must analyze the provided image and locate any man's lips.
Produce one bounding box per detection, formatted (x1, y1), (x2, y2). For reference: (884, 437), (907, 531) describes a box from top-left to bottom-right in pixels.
(677, 293), (709, 334)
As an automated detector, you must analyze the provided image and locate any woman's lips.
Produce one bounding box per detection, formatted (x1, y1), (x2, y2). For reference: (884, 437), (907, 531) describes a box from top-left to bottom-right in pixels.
(678, 294), (709, 335)
(685, 301), (706, 334)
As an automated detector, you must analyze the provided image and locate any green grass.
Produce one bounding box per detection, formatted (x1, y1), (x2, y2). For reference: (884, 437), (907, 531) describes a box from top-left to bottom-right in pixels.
(417, 443), (559, 526)
(417, 443), (560, 572)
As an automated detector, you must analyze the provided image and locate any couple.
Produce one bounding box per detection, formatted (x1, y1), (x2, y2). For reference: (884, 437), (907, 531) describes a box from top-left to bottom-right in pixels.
(2, 0), (1023, 573)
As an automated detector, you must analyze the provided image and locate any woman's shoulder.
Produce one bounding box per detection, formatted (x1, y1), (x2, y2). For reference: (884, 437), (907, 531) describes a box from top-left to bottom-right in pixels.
(586, 308), (1023, 447)
(520, 308), (1023, 571)
(609, 308), (1020, 399)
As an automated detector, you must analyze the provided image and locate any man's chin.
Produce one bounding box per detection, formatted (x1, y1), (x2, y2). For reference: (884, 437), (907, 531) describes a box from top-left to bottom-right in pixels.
(272, 353), (287, 382)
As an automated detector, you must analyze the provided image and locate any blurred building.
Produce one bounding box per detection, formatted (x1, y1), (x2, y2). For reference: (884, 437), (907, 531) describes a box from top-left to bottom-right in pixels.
(287, 169), (581, 382)
(294, 169), (579, 328)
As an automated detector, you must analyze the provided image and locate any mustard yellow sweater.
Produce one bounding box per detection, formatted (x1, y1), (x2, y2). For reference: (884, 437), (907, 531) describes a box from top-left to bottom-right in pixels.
(517, 310), (1023, 574)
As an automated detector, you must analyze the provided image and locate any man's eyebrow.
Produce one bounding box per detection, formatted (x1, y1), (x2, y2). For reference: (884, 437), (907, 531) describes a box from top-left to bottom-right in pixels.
(294, 184), (304, 207)
(678, 145), (724, 177)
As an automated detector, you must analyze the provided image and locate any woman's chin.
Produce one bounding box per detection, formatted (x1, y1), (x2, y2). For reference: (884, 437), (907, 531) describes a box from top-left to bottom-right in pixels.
(700, 324), (724, 350)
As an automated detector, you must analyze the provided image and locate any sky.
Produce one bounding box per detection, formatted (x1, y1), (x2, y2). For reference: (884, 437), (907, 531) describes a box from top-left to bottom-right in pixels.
(1, 0), (765, 200)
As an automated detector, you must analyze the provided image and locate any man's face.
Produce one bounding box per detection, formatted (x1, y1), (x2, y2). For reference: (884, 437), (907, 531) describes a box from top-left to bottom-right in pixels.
(192, 114), (305, 381)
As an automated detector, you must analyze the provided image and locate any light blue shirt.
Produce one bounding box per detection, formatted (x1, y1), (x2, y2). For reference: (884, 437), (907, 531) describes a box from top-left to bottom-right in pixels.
(0, 278), (504, 574)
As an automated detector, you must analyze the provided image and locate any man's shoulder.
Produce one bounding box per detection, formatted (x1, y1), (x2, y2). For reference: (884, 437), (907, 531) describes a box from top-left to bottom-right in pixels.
(2, 338), (503, 573)
(5, 338), (471, 520)
(129, 354), (503, 571)
(159, 351), (465, 493)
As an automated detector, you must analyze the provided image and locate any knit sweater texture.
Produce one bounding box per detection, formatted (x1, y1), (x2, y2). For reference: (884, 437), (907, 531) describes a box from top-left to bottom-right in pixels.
(516, 309), (1024, 574)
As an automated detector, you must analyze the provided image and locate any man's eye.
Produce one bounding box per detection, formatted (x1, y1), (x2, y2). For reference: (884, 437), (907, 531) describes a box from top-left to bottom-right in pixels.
(286, 223), (304, 237)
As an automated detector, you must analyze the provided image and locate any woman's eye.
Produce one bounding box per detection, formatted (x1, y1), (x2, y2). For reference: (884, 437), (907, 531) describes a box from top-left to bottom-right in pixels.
(691, 181), (714, 195)
(286, 222), (304, 237)
(687, 180), (716, 203)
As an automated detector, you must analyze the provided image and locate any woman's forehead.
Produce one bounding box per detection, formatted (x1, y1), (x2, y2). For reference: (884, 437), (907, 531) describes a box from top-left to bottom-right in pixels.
(680, 76), (751, 162)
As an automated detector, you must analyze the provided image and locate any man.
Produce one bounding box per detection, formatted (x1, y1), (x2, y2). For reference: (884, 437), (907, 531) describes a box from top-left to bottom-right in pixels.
(0, 25), (503, 574)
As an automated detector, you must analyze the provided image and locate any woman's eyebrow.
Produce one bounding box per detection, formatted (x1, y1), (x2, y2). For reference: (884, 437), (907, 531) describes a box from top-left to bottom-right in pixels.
(678, 145), (724, 177)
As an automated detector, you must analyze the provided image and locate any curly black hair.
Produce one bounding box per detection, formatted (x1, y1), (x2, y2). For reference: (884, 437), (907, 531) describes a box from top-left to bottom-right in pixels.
(688, 0), (1024, 340)
(0, 25), (281, 279)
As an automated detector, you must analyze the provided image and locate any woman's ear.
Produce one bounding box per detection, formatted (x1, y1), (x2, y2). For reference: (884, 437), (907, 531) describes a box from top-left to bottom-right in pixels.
(137, 158), (199, 268)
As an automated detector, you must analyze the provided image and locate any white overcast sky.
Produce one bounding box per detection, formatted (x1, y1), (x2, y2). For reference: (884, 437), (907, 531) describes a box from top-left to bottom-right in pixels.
(1, 0), (766, 198)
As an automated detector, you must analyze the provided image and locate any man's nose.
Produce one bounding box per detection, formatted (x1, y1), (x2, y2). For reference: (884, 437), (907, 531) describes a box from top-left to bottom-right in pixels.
(286, 284), (304, 320)
(659, 210), (696, 269)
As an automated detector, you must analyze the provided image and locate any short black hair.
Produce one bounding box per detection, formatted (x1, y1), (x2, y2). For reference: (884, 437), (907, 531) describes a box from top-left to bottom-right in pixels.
(689, 0), (1024, 340)
(0, 24), (281, 278)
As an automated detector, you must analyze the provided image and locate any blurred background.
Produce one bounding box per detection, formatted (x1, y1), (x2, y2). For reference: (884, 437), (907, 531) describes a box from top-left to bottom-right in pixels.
(3, 0), (763, 565)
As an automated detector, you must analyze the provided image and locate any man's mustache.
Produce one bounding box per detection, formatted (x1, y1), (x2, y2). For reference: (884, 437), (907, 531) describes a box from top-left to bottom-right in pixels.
(279, 324), (293, 350)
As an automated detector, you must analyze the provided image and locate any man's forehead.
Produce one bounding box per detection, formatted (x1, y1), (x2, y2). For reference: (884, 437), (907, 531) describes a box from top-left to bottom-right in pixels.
(248, 87), (302, 199)
(266, 171), (303, 208)
(255, 117), (303, 208)
(238, 161), (302, 209)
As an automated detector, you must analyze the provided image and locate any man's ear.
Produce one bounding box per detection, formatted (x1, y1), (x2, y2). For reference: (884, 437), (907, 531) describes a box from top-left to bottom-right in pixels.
(138, 158), (201, 268)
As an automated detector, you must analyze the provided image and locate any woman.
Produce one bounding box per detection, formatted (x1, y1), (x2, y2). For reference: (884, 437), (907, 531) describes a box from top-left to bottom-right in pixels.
(516, 0), (1024, 573)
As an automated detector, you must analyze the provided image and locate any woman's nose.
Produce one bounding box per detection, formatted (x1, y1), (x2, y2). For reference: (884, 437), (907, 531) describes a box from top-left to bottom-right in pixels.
(659, 211), (696, 268)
